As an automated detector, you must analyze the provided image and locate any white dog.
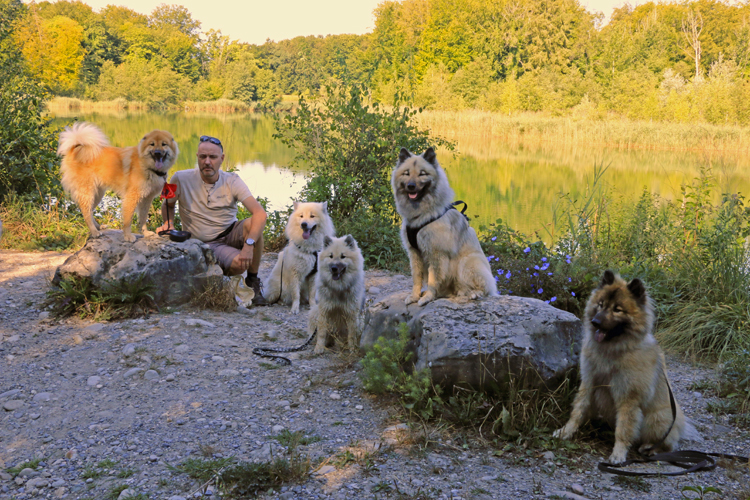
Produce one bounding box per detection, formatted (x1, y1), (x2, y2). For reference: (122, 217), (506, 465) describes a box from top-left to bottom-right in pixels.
(264, 201), (335, 314)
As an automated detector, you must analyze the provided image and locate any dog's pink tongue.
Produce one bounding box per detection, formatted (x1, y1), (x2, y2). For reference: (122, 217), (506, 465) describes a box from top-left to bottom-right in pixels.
(409, 193), (418, 200)
(595, 330), (606, 343)
(302, 229), (310, 240)
(154, 160), (164, 169)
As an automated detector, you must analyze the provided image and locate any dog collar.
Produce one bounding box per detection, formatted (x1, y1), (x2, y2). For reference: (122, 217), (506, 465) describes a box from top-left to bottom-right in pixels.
(149, 169), (167, 177)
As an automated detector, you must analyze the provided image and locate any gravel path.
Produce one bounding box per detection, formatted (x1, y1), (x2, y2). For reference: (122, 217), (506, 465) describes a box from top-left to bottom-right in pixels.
(0, 249), (748, 500)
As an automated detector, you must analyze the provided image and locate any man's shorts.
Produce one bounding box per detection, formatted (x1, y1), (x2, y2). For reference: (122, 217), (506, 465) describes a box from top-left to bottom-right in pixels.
(206, 219), (250, 274)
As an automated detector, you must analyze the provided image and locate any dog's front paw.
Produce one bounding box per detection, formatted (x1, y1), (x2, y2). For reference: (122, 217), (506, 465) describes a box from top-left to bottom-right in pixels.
(417, 291), (435, 306)
(122, 232), (136, 243)
(313, 345), (325, 355)
(607, 448), (628, 465)
(405, 293), (421, 305)
(553, 425), (575, 440)
(290, 303), (300, 315)
(89, 229), (101, 239)
(142, 229), (156, 238)
(637, 443), (658, 456)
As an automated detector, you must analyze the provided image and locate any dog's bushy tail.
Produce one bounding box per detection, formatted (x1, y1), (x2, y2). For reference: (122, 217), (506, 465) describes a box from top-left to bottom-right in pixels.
(57, 122), (110, 163)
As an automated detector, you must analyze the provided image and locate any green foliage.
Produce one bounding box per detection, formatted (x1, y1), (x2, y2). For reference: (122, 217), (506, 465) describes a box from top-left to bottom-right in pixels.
(46, 274), (157, 321)
(6, 457), (43, 477)
(681, 485), (723, 500)
(274, 83), (453, 269)
(270, 430), (321, 447)
(89, 59), (192, 105)
(360, 322), (440, 419)
(0, 1), (61, 201)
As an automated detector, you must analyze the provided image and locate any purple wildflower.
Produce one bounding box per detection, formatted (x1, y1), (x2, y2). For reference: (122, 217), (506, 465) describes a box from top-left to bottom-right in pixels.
(541, 257), (547, 262)
(537, 288), (543, 294)
(505, 271), (511, 279)
(550, 296), (557, 302)
(534, 265), (540, 270)
(571, 292), (576, 297)
(491, 236), (497, 242)
(524, 247), (530, 253)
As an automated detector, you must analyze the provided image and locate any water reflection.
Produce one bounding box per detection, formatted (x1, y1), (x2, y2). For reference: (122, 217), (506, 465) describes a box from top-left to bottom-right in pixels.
(50, 111), (750, 238)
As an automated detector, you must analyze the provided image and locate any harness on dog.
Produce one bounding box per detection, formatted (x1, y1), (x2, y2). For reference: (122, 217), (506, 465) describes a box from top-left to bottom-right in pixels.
(406, 200), (469, 253)
(597, 373), (749, 476)
(149, 168), (167, 177)
(295, 245), (319, 279)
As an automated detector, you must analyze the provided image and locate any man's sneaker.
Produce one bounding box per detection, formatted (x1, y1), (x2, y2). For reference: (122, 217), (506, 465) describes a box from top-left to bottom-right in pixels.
(245, 275), (269, 306)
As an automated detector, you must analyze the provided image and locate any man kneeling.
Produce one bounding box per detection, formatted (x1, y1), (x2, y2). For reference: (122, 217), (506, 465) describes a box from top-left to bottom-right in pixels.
(159, 135), (268, 305)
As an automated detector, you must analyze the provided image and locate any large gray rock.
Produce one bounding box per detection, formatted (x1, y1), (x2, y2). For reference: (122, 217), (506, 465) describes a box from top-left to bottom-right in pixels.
(52, 230), (222, 307)
(362, 292), (582, 390)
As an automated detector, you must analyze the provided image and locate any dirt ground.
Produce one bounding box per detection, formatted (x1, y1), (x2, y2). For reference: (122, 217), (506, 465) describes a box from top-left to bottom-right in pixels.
(0, 249), (748, 500)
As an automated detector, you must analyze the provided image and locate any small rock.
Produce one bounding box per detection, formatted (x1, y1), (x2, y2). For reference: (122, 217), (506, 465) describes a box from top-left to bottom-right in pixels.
(184, 318), (215, 328)
(54, 488), (67, 498)
(355, 405), (363, 410)
(17, 468), (38, 478)
(272, 425), (285, 433)
(329, 392), (341, 400)
(6, 335), (20, 342)
(65, 449), (78, 460)
(542, 451), (555, 461)
(123, 368), (143, 379)
(87, 376), (101, 387)
(168, 497), (187, 500)
(175, 344), (189, 353)
(3, 400), (23, 411)
(549, 491), (588, 500)
(0, 472), (11, 481)
(0, 389), (20, 399)
(276, 400), (290, 407)
(144, 370), (159, 380)
(368, 286), (381, 295)
(149, 455), (158, 462)
(118, 488), (138, 499)
(211, 356), (225, 362)
(122, 344), (136, 356)
(84, 323), (105, 334)
(571, 484), (584, 495)
(30, 413), (40, 420)
(314, 465), (336, 476)
(693, 391), (702, 398)
(38, 311), (50, 320)
(166, 374), (176, 382)
(27, 478), (48, 488)
(32, 392), (52, 403)
(219, 369), (239, 377)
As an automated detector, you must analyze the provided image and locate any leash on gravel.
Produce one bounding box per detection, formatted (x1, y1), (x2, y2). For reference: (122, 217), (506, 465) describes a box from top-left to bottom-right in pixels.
(251, 329), (317, 366)
(598, 377), (749, 476)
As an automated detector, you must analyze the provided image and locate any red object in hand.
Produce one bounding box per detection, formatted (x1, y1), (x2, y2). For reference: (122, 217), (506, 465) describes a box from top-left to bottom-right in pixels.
(160, 183), (176, 200)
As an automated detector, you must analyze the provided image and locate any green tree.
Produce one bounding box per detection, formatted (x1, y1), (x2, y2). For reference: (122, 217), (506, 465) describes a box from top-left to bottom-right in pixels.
(0, 0), (60, 201)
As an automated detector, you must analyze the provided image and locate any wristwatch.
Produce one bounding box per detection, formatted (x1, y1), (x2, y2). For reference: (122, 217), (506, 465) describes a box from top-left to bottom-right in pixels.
(245, 238), (255, 246)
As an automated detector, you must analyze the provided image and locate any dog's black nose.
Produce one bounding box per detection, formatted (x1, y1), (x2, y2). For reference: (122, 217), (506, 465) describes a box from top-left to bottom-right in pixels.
(591, 316), (602, 328)
(301, 222), (308, 229)
(152, 149), (165, 160)
(406, 182), (417, 191)
(330, 263), (346, 276)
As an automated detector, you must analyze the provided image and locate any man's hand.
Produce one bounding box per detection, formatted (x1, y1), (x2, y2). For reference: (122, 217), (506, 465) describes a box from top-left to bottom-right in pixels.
(157, 222), (174, 233)
(237, 244), (253, 272)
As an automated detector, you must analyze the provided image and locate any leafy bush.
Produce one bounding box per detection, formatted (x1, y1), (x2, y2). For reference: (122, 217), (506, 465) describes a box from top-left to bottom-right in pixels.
(274, 83), (454, 269)
(46, 274), (157, 320)
(0, 0), (61, 201)
(360, 323), (439, 419)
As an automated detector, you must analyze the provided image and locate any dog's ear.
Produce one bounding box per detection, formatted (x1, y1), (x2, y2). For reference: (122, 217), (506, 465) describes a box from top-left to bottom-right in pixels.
(344, 234), (356, 249)
(321, 201), (328, 213)
(398, 148), (411, 164)
(323, 235), (332, 248)
(627, 278), (647, 304)
(422, 147), (436, 165)
(293, 201), (299, 210)
(601, 270), (616, 286)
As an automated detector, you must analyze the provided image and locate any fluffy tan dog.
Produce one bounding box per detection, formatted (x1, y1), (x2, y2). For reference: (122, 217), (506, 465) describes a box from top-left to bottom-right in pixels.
(58, 122), (179, 242)
(309, 235), (365, 354)
(264, 201), (335, 314)
(392, 147), (496, 306)
(554, 270), (699, 464)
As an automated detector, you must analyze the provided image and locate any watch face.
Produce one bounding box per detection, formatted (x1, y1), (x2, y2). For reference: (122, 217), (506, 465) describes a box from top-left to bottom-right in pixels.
(245, 238), (255, 246)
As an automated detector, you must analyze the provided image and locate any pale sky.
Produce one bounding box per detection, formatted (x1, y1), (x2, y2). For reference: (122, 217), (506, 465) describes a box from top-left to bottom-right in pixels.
(56, 0), (634, 46)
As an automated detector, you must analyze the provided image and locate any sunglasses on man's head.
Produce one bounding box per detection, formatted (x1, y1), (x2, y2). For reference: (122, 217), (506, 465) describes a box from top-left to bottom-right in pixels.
(199, 135), (223, 151)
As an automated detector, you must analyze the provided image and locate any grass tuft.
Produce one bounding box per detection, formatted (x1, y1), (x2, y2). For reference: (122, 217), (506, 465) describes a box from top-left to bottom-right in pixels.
(190, 275), (237, 312)
(46, 274), (157, 320)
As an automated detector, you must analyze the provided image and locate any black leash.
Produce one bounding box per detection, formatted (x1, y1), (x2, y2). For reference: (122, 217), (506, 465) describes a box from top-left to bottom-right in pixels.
(598, 373), (749, 476)
(406, 200), (470, 253)
(252, 329), (317, 366)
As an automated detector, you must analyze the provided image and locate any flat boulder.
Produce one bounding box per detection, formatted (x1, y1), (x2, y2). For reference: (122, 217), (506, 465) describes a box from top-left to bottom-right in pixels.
(52, 230), (223, 307)
(362, 292), (582, 390)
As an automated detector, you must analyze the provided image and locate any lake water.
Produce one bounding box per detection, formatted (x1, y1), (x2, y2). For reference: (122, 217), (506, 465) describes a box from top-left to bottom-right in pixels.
(51, 111), (750, 239)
